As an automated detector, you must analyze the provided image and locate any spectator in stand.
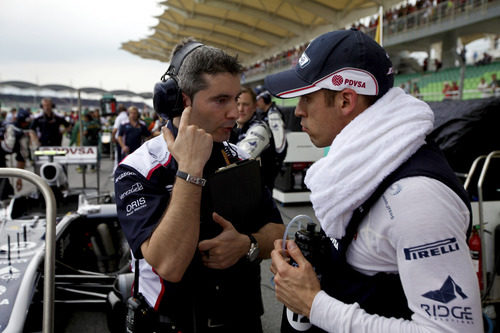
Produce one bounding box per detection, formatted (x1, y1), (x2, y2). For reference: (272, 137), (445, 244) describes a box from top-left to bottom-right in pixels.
(450, 81), (460, 99)
(411, 82), (421, 98)
(422, 57), (429, 72)
(477, 77), (490, 98)
(489, 73), (500, 97)
(117, 106), (150, 158)
(442, 82), (452, 99)
(476, 52), (492, 66)
(434, 59), (442, 71)
(30, 97), (71, 146)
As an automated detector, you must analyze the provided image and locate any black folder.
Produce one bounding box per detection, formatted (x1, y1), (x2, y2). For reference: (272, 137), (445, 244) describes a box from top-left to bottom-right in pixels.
(208, 159), (262, 232)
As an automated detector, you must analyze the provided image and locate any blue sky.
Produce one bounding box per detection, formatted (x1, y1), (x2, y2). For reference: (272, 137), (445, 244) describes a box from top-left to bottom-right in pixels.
(0, 0), (165, 93)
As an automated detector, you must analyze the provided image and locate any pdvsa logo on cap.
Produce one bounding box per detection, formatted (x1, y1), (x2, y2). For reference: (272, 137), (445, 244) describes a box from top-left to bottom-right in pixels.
(331, 75), (343, 86)
(298, 53), (310, 68)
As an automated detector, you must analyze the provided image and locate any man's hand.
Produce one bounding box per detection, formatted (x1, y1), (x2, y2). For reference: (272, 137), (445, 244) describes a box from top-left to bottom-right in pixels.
(198, 212), (249, 269)
(121, 145), (130, 154)
(270, 239), (321, 317)
(163, 107), (212, 175)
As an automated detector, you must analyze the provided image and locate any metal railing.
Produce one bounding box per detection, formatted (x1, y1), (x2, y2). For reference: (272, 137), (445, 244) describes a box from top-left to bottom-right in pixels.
(464, 151), (500, 297)
(0, 168), (56, 333)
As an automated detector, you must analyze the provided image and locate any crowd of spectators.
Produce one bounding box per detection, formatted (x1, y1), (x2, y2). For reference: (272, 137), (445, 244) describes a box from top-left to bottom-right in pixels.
(243, 0), (493, 80)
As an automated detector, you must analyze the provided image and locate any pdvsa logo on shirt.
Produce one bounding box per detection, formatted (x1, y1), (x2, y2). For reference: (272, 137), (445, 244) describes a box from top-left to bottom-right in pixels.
(404, 238), (459, 260)
(420, 276), (475, 325)
(126, 197), (147, 216)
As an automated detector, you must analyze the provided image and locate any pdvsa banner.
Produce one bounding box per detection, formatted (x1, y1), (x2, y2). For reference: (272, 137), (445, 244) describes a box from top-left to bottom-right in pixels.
(35, 146), (98, 164)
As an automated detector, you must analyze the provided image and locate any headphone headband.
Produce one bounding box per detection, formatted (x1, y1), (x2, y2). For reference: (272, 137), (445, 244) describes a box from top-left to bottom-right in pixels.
(166, 42), (204, 77)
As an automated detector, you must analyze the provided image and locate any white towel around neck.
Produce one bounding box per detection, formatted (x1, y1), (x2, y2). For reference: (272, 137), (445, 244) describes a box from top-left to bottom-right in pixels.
(304, 87), (435, 239)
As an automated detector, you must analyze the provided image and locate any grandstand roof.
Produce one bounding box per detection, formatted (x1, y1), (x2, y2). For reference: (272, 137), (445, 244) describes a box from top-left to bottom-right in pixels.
(121, 0), (401, 66)
(0, 81), (151, 98)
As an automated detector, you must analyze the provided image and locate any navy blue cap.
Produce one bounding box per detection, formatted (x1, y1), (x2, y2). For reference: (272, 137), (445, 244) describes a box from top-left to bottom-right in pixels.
(264, 28), (394, 99)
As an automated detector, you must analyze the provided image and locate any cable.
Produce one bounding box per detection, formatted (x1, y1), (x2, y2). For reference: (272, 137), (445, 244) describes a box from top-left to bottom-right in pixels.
(282, 214), (313, 250)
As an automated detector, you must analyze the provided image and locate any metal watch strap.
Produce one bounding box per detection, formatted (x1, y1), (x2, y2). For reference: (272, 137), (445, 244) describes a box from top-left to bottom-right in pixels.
(246, 234), (259, 262)
(175, 170), (206, 187)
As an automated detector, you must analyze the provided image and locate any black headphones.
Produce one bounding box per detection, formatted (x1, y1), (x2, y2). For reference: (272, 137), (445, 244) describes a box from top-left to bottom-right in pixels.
(153, 41), (204, 120)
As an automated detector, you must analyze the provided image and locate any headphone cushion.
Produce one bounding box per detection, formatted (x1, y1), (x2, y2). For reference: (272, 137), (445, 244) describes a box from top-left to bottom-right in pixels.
(153, 79), (184, 119)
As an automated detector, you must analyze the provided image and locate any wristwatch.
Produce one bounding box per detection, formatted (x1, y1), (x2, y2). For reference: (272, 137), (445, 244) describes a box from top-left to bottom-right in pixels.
(175, 170), (206, 187)
(246, 234), (260, 262)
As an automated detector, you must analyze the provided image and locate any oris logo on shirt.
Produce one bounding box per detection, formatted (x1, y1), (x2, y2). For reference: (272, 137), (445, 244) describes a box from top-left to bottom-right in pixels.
(403, 238), (459, 261)
(126, 197), (147, 216)
(420, 276), (475, 325)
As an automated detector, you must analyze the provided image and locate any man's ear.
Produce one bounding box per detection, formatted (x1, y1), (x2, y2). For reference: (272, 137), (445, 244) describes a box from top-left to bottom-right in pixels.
(182, 92), (192, 107)
(338, 89), (357, 117)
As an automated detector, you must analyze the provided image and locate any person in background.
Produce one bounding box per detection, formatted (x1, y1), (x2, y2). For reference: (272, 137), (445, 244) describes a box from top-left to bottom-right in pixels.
(5, 108), (17, 124)
(230, 87), (278, 191)
(450, 81), (460, 99)
(76, 110), (101, 173)
(117, 106), (150, 158)
(267, 28), (482, 332)
(0, 109), (38, 199)
(477, 77), (490, 98)
(112, 104), (128, 170)
(489, 73), (500, 97)
(254, 86), (288, 188)
(442, 82), (452, 100)
(30, 97), (71, 146)
(411, 82), (420, 98)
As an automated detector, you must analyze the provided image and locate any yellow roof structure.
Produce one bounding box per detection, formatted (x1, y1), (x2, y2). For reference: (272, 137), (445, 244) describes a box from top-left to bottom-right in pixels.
(121, 0), (402, 66)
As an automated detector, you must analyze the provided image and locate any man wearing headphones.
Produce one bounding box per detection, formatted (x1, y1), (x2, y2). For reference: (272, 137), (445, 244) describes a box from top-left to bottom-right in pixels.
(30, 97), (71, 146)
(114, 38), (284, 332)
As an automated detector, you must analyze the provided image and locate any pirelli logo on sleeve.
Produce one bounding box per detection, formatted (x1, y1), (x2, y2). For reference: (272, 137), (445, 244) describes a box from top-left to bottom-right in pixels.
(404, 238), (459, 261)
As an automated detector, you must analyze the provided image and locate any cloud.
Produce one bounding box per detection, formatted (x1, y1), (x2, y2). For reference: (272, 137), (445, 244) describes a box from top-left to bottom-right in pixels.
(0, 0), (164, 92)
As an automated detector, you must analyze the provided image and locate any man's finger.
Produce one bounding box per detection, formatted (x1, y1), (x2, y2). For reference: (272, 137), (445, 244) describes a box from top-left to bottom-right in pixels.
(162, 126), (174, 146)
(198, 239), (214, 252)
(285, 240), (309, 267)
(212, 212), (233, 230)
(178, 106), (192, 129)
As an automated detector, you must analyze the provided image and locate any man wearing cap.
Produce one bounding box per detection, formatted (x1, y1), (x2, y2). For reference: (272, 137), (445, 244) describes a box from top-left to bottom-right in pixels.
(269, 29), (482, 332)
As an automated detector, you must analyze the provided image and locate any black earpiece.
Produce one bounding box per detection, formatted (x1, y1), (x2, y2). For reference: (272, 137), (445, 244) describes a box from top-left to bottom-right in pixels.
(153, 41), (204, 120)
